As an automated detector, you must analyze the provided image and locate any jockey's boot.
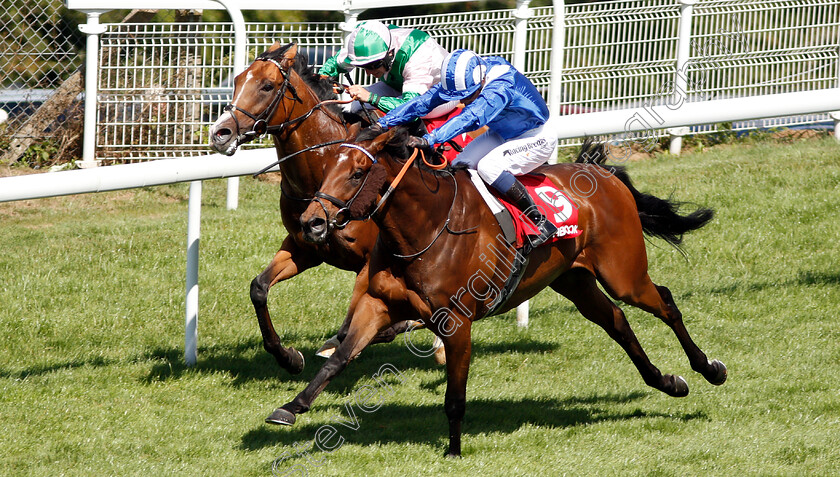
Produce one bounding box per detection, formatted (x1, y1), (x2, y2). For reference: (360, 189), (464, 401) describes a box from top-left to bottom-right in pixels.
(501, 178), (558, 249)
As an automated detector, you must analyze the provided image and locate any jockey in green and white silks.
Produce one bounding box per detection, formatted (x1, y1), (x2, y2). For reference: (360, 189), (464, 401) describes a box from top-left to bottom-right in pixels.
(319, 20), (457, 118)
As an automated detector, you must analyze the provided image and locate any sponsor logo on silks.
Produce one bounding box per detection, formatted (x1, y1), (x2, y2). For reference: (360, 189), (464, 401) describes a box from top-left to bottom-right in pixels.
(555, 224), (579, 237)
(534, 185), (574, 223)
(502, 138), (546, 156)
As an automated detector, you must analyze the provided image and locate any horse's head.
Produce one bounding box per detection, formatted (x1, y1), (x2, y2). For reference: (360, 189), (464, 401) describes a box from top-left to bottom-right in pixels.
(210, 42), (330, 155)
(300, 127), (411, 243)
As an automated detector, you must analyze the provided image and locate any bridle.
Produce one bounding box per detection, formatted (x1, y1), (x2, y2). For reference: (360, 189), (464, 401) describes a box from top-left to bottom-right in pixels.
(310, 143), (476, 259)
(311, 143), (383, 231)
(224, 56), (349, 148)
(223, 57), (303, 146)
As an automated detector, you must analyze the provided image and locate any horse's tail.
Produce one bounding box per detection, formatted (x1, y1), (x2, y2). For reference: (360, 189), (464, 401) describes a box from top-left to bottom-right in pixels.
(576, 139), (714, 248)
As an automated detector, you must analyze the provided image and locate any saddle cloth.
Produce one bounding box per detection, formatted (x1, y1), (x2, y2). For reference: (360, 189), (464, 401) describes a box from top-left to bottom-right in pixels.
(469, 171), (582, 249)
(422, 107), (475, 162)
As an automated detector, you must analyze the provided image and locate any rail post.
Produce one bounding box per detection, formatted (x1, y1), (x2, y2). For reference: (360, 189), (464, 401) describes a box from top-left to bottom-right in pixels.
(78, 10), (109, 169)
(185, 180), (201, 366)
(214, 0), (247, 210)
(548, 0), (565, 165)
(834, 47), (840, 143)
(670, 0), (696, 155)
(512, 0), (532, 72)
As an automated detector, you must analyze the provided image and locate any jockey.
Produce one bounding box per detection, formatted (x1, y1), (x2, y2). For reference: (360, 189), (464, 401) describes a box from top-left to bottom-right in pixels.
(319, 20), (457, 118)
(373, 49), (559, 249)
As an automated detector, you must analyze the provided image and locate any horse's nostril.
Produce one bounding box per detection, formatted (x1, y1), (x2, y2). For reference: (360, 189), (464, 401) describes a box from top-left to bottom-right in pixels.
(214, 128), (232, 142)
(308, 217), (327, 234)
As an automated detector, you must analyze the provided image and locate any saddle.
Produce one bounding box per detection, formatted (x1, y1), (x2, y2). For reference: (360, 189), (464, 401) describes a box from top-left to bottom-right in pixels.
(468, 171), (582, 317)
(469, 171), (582, 249)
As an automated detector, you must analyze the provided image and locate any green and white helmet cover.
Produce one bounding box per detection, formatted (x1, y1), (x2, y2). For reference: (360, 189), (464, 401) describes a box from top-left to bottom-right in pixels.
(341, 20), (392, 66)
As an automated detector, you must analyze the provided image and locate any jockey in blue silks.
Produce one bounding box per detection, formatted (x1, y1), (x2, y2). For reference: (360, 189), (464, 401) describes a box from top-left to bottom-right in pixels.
(372, 49), (559, 248)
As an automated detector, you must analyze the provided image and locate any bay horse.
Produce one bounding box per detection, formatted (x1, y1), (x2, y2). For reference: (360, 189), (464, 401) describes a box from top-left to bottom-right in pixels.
(209, 42), (412, 374)
(268, 126), (728, 457)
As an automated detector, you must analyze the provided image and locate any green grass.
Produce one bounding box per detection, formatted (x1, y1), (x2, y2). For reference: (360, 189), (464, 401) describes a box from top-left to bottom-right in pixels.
(1, 137), (839, 476)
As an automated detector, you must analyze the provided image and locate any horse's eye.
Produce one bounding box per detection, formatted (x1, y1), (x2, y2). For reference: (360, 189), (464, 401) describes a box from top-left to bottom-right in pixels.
(262, 83), (274, 92)
(351, 170), (365, 181)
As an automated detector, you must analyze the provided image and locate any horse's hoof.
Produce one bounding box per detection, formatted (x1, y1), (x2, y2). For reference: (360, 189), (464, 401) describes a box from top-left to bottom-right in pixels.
(667, 375), (689, 397)
(434, 345), (447, 365)
(315, 336), (340, 359)
(266, 407), (296, 426)
(286, 348), (305, 375)
(707, 359), (728, 385)
(433, 336), (446, 365)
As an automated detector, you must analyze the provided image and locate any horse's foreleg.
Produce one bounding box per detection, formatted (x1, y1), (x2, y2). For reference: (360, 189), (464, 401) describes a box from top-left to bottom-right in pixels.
(251, 236), (322, 375)
(316, 265), (412, 358)
(440, 322), (472, 458)
(551, 269), (689, 397)
(331, 263), (370, 343)
(315, 265), (371, 358)
(266, 294), (393, 425)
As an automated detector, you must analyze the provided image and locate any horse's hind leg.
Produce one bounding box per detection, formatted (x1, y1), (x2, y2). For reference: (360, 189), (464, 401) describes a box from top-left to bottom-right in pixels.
(551, 269), (689, 397)
(595, 261), (727, 387)
(649, 284), (726, 385)
(250, 236), (321, 374)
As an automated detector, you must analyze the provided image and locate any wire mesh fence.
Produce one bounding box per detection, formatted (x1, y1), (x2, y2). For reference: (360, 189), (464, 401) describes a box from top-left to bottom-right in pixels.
(1, 1), (838, 163)
(0, 1), (85, 164)
(690, 0), (840, 131)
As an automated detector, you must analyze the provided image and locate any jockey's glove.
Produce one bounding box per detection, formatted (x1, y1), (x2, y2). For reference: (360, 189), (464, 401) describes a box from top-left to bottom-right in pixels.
(367, 123), (386, 135)
(406, 136), (431, 151)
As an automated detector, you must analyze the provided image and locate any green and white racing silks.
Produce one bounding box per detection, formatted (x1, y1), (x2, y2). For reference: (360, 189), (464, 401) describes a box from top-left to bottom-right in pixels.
(319, 26), (448, 113)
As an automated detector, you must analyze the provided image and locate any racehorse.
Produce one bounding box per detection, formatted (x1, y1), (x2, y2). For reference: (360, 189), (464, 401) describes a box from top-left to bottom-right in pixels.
(209, 42), (411, 374)
(268, 126), (728, 457)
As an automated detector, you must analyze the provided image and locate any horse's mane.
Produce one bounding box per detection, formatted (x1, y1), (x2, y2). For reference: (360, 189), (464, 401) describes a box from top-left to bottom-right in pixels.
(346, 126), (458, 218)
(258, 43), (339, 106)
(355, 126), (451, 174)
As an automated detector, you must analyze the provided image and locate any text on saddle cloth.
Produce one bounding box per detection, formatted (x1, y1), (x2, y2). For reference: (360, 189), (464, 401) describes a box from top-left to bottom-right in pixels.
(466, 171), (582, 249)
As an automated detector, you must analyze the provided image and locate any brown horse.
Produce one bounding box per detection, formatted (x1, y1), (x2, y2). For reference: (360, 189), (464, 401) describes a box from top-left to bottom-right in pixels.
(209, 42), (410, 374)
(268, 126), (728, 457)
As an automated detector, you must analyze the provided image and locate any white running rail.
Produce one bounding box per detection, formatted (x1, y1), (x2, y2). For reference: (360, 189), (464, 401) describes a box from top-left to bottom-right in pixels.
(3, 0), (835, 363)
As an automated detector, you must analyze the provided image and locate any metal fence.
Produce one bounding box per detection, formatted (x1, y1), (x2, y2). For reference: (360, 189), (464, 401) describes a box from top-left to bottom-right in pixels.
(690, 0), (840, 130)
(93, 10), (528, 161)
(558, 0), (840, 137)
(2, 1), (839, 163)
(0, 1), (84, 138)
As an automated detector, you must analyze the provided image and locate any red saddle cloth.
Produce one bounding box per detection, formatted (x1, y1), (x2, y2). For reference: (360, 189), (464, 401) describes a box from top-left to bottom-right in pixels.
(422, 107), (474, 162)
(494, 174), (583, 248)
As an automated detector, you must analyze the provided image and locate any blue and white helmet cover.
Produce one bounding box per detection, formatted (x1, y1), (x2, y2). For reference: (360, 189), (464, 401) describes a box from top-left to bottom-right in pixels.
(439, 49), (486, 101)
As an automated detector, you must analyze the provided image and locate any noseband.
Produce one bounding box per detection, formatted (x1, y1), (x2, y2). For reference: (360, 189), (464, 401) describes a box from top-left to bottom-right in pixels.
(311, 144), (380, 230)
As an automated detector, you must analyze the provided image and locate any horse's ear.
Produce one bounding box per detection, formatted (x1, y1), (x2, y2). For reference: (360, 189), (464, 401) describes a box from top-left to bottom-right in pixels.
(347, 122), (363, 139)
(281, 43), (299, 69)
(366, 128), (399, 156)
(266, 42), (284, 53)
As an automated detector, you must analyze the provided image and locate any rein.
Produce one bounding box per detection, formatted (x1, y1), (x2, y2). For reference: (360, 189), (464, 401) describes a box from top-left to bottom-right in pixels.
(391, 162), (477, 260)
(252, 139), (345, 177)
(309, 144), (406, 230)
(264, 97), (351, 136)
(313, 144), (476, 259)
